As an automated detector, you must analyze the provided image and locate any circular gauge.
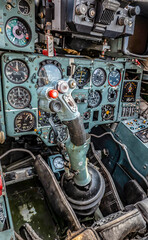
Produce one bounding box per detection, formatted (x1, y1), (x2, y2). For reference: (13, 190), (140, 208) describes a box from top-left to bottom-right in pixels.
(14, 111), (35, 132)
(74, 67), (90, 88)
(53, 156), (64, 170)
(83, 111), (91, 120)
(5, 17), (31, 47)
(18, 0), (30, 15)
(88, 91), (102, 108)
(8, 87), (31, 109)
(5, 60), (29, 83)
(92, 68), (106, 87)
(102, 105), (114, 121)
(38, 64), (62, 87)
(49, 125), (68, 144)
(108, 70), (121, 87)
(108, 88), (117, 102)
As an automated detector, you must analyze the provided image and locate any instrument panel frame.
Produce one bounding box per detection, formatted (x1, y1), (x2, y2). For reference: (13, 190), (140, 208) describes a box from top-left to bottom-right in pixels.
(1, 53), (142, 146)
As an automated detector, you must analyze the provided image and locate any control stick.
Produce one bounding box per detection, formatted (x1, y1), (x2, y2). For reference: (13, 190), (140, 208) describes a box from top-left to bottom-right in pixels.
(37, 78), (105, 215)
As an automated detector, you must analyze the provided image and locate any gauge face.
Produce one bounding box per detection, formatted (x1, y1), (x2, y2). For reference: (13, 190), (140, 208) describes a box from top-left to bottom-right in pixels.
(8, 87), (31, 109)
(108, 70), (121, 87)
(38, 64), (62, 87)
(53, 156), (64, 170)
(6, 17), (31, 47)
(92, 68), (106, 87)
(74, 67), (90, 88)
(122, 81), (138, 102)
(108, 88), (117, 102)
(88, 91), (101, 108)
(14, 112), (35, 132)
(18, 0), (30, 15)
(83, 111), (91, 120)
(102, 105), (114, 121)
(5, 60), (29, 83)
(49, 125), (68, 144)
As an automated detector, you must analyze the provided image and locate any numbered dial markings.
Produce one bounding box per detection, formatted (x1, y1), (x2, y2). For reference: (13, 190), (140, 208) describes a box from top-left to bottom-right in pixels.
(14, 112), (35, 132)
(83, 111), (91, 120)
(108, 70), (121, 87)
(38, 64), (62, 87)
(88, 91), (101, 108)
(108, 88), (117, 102)
(92, 68), (106, 87)
(8, 87), (31, 109)
(53, 156), (64, 170)
(6, 17), (31, 47)
(5, 60), (29, 83)
(74, 67), (90, 88)
(18, 0), (30, 15)
(102, 105), (114, 121)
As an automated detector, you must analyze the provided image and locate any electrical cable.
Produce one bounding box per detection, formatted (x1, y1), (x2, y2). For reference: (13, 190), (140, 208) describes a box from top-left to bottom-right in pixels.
(0, 148), (36, 161)
(90, 132), (148, 188)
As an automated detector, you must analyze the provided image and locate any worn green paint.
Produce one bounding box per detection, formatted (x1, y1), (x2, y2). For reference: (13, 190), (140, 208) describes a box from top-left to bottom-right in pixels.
(66, 138), (91, 186)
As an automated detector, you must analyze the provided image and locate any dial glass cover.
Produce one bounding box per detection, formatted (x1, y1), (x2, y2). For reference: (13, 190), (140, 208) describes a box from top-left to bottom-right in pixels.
(108, 88), (117, 102)
(6, 17), (31, 47)
(102, 105), (114, 121)
(108, 70), (121, 87)
(18, 0), (30, 15)
(5, 60), (29, 83)
(38, 64), (62, 87)
(83, 111), (91, 120)
(14, 112), (35, 132)
(88, 91), (101, 108)
(92, 68), (106, 87)
(74, 67), (90, 88)
(53, 156), (64, 169)
(8, 87), (31, 109)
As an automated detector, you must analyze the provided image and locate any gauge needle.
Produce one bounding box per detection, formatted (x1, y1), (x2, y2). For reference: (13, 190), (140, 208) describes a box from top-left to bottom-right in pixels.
(16, 61), (19, 72)
(25, 115), (29, 121)
(79, 71), (83, 83)
(9, 65), (18, 72)
(18, 88), (21, 98)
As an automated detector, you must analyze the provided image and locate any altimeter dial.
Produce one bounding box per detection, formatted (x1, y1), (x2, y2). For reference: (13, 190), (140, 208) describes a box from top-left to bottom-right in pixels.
(5, 60), (29, 83)
(8, 87), (31, 109)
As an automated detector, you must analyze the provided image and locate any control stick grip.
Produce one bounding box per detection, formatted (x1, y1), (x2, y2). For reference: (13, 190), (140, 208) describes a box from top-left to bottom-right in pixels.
(63, 116), (86, 146)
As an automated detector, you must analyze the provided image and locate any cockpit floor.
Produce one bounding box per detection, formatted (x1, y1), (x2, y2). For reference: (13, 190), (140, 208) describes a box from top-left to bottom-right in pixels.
(7, 178), (60, 240)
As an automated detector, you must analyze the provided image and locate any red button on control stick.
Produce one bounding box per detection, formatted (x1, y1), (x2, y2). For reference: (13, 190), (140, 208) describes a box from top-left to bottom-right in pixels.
(48, 90), (59, 99)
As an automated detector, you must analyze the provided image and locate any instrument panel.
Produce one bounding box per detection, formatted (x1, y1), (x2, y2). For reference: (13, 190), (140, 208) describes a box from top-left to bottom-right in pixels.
(0, 0), (35, 52)
(0, 53), (142, 146)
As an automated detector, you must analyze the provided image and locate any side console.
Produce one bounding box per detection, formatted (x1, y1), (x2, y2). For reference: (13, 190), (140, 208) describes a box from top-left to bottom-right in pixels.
(115, 118), (148, 179)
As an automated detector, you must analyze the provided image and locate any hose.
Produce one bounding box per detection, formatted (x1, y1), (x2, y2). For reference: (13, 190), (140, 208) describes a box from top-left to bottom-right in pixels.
(90, 132), (148, 188)
(0, 148), (36, 161)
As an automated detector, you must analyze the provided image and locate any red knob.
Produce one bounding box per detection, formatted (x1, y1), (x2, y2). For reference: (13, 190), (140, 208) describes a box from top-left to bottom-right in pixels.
(48, 89), (59, 99)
